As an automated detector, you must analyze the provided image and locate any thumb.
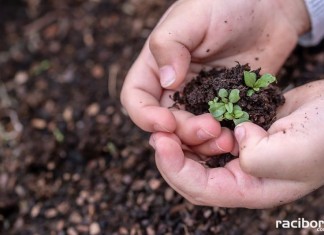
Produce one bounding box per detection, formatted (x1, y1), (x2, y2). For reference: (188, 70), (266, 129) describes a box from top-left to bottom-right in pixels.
(234, 122), (269, 176)
(148, 2), (210, 89)
(234, 121), (312, 181)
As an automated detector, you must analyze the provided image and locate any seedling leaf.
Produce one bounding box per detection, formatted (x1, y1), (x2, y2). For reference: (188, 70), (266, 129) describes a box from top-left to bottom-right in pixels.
(218, 89), (228, 98)
(225, 103), (233, 113)
(216, 115), (224, 121)
(229, 89), (240, 103)
(210, 105), (226, 117)
(233, 105), (242, 112)
(243, 71), (257, 88)
(208, 86), (251, 126)
(224, 112), (234, 120)
(221, 97), (229, 103)
(233, 110), (244, 118)
(254, 73), (276, 88)
(233, 112), (250, 126)
(247, 89), (255, 96)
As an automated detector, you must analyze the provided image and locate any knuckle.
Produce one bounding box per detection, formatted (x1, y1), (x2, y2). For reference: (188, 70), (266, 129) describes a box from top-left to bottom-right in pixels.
(120, 88), (129, 109)
(186, 192), (208, 206)
(239, 153), (256, 175)
(187, 197), (204, 206)
(149, 30), (167, 53)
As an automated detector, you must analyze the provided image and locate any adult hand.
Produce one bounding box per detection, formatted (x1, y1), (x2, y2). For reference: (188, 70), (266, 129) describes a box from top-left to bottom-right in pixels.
(121, 0), (310, 156)
(150, 80), (324, 208)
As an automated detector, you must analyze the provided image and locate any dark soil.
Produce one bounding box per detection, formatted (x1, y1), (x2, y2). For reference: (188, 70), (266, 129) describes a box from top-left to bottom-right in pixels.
(173, 63), (285, 130)
(0, 0), (323, 234)
(173, 64), (285, 167)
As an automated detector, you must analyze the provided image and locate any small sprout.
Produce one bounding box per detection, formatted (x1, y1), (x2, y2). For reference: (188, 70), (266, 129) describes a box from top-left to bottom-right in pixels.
(244, 71), (276, 96)
(53, 128), (64, 143)
(32, 60), (51, 76)
(104, 142), (118, 158)
(223, 105), (250, 125)
(208, 98), (226, 120)
(208, 89), (249, 125)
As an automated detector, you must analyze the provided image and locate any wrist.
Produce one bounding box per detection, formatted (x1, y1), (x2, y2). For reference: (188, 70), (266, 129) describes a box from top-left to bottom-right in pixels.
(275, 0), (311, 36)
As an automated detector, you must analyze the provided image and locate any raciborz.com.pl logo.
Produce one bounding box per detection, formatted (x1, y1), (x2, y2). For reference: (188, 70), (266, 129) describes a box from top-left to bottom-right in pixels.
(276, 218), (324, 231)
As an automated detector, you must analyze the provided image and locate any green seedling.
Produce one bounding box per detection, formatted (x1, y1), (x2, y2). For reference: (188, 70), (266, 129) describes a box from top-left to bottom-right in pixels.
(208, 88), (249, 125)
(32, 60), (51, 76)
(244, 71), (276, 96)
(53, 128), (64, 143)
(225, 105), (250, 126)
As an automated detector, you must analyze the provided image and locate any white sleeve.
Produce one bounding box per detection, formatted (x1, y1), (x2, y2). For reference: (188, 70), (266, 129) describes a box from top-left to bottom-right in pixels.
(298, 0), (324, 46)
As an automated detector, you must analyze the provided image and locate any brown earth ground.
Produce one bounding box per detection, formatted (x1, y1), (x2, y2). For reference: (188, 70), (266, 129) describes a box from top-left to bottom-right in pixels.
(0, 0), (323, 234)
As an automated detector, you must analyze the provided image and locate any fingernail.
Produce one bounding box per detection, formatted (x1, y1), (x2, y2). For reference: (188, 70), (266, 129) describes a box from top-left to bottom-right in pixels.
(210, 141), (226, 152)
(234, 124), (245, 143)
(197, 128), (215, 140)
(159, 65), (175, 88)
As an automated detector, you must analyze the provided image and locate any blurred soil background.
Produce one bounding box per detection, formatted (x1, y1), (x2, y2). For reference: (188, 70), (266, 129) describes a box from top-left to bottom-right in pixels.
(0, 0), (323, 234)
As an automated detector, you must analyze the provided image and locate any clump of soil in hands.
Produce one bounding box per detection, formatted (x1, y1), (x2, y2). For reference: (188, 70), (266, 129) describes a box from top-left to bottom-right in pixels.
(173, 63), (285, 167)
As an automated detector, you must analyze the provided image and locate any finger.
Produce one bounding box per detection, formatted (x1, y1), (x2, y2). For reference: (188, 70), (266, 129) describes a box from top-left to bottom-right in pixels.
(234, 119), (323, 181)
(191, 127), (235, 156)
(152, 132), (229, 205)
(149, 133), (206, 163)
(277, 80), (324, 118)
(148, 1), (210, 89)
(121, 48), (177, 132)
(223, 161), (315, 208)
(235, 81), (324, 180)
(172, 112), (222, 145)
(152, 132), (310, 208)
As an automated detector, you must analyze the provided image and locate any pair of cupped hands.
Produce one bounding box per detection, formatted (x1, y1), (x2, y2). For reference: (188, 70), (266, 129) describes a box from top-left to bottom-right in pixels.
(121, 0), (324, 208)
